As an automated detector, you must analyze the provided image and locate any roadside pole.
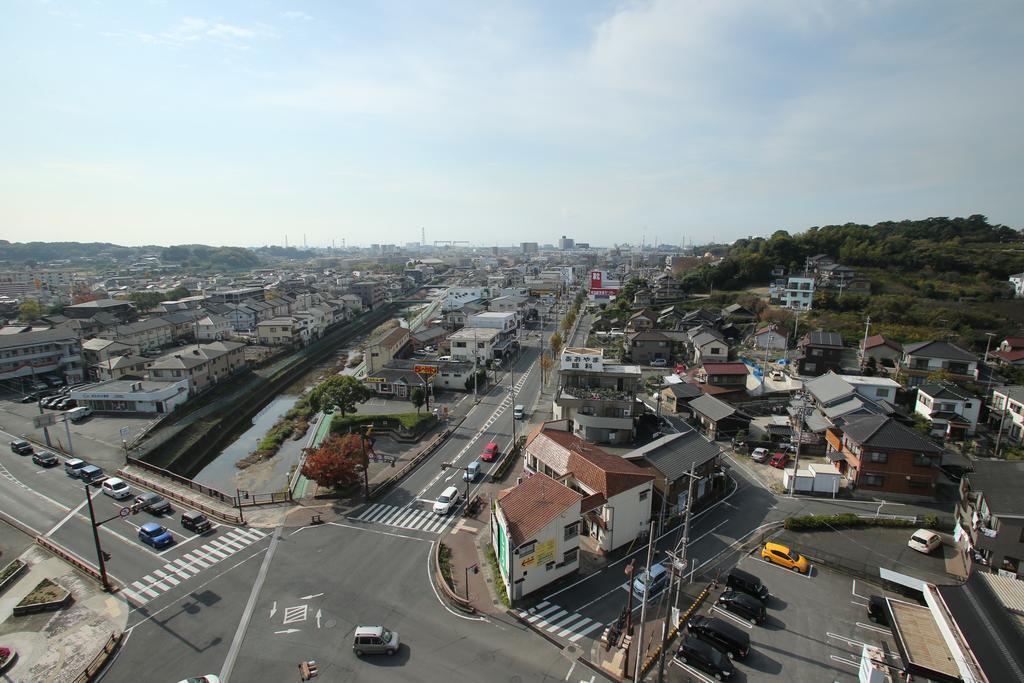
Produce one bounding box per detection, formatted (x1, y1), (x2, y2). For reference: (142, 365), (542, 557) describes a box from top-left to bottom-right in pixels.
(84, 482), (112, 592)
(63, 414), (74, 455)
(657, 464), (697, 682)
(36, 400), (53, 447)
(633, 522), (657, 682)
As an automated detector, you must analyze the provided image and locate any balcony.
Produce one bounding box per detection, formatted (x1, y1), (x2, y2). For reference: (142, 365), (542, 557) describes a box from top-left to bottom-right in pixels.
(558, 385), (636, 402)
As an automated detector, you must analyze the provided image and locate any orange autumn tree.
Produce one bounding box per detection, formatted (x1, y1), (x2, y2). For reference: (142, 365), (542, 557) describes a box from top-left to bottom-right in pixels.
(301, 433), (366, 489)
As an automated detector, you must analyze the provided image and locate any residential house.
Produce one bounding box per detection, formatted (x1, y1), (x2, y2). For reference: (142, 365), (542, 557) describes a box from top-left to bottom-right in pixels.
(988, 386), (1024, 445)
(443, 302), (486, 331)
(448, 327), (500, 365)
(626, 309), (658, 332)
(196, 314), (233, 341)
(955, 461), (1024, 579)
(81, 338), (133, 368)
(625, 330), (672, 365)
(146, 341), (247, 395)
(651, 274), (687, 304)
(752, 326), (788, 351)
(491, 472), (584, 601)
(721, 303), (757, 323)
(409, 326), (448, 353)
(900, 341), (978, 387)
(590, 316), (617, 333)
(0, 328), (84, 384)
(825, 415), (943, 496)
(95, 354), (151, 381)
(915, 383), (980, 439)
(365, 325), (411, 374)
(861, 334), (903, 369)
(160, 311), (206, 342)
(553, 348), (642, 445)
(63, 298), (136, 322)
(103, 318), (175, 354)
(990, 336), (1024, 367)
(656, 306), (684, 328)
(678, 308), (723, 331)
(781, 277), (815, 310)
(690, 329), (729, 365)
(658, 382), (703, 415)
(695, 362), (749, 395)
(256, 317), (308, 347)
(523, 421), (654, 554)
(689, 394), (752, 440)
(626, 426), (722, 515)
(818, 263), (856, 288)
(797, 331), (844, 377)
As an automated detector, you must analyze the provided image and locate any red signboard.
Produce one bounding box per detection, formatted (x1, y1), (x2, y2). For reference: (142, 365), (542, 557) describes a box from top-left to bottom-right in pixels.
(414, 365), (438, 376)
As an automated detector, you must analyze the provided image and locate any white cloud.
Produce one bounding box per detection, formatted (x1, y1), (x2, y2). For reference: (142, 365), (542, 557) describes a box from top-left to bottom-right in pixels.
(126, 15), (273, 49)
(282, 10), (312, 21)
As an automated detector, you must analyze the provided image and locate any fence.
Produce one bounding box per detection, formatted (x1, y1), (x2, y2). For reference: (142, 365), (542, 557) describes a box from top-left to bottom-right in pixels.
(72, 631), (123, 683)
(126, 456), (235, 505)
(114, 468), (243, 524)
(35, 536), (114, 589)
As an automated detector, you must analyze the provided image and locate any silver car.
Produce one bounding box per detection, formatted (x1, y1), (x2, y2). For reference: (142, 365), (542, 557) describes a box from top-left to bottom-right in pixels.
(352, 625), (400, 656)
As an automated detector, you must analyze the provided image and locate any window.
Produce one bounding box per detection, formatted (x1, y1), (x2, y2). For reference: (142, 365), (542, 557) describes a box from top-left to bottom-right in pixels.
(562, 548), (579, 564)
(862, 473), (886, 487)
(913, 454), (934, 467)
(639, 489), (649, 502)
(518, 541), (536, 556)
(867, 451), (888, 464)
(804, 362), (816, 373)
(564, 522), (579, 540)
(876, 388), (890, 398)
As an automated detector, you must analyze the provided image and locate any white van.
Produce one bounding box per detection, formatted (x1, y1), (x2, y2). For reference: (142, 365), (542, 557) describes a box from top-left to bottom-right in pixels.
(67, 406), (91, 422)
(513, 405), (525, 420)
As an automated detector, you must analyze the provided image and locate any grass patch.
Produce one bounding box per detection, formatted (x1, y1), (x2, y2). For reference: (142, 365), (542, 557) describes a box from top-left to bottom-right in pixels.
(0, 559), (25, 585)
(785, 513), (919, 531)
(18, 578), (65, 606)
(485, 546), (511, 608)
(439, 543), (454, 590)
(330, 412), (436, 434)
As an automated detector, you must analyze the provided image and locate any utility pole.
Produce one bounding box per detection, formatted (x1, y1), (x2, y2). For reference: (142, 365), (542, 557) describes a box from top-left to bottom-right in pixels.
(657, 463), (697, 682)
(633, 522), (657, 682)
(760, 325), (775, 379)
(860, 315), (871, 372)
(790, 392), (807, 495)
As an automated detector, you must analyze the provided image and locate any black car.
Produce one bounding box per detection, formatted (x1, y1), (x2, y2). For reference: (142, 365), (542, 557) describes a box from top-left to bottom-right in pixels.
(725, 568), (769, 602)
(717, 590), (766, 624)
(676, 635), (735, 680)
(19, 393), (37, 404)
(135, 492), (173, 515)
(9, 440), (33, 455)
(181, 511), (213, 534)
(687, 615), (750, 660)
(32, 450), (60, 467)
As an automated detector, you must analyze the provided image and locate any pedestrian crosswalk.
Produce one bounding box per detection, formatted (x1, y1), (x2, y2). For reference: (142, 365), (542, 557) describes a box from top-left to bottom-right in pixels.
(351, 503), (453, 534)
(516, 601), (604, 643)
(120, 527), (267, 605)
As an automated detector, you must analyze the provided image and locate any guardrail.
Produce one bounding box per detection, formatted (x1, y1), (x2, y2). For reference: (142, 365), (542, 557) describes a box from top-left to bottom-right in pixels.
(126, 456), (235, 505)
(433, 541), (474, 614)
(35, 536), (117, 590)
(114, 469), (243, 524)
(72, 631), (124, 683)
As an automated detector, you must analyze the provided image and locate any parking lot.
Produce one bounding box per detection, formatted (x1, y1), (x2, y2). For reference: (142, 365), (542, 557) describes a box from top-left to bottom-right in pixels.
(672, 551), (906, 682)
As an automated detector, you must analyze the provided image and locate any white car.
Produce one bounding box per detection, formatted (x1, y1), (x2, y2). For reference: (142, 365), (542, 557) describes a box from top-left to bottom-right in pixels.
(768, 370), (785, 381)
(101, 477), (132, 500)
(908, 529), (942, 554)
(650, 358), (668, 367)
(177, 676), (220, 683)
(751, 448), (770, 463)
(437, 355), (452, 362)
(432, 486), (461, 515)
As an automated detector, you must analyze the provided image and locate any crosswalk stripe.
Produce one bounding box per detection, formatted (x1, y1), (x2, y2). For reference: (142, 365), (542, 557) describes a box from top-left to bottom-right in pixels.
(547, 612), (583, 632)
(154, 570), (179, 586)
(184, 552), (210, 569)
(164, 562), (192, 579)
(406, 513), (433, 530)
(132, 581), (159, 598)
(531, 601), (551, 612)
(424, 517), (447, 532)
(391, 509), (419, 527)
(121, 587), (145, 604)
(527, 604), (562, 623)
(556, 616), (591, 638)
(568, 621), (603, 642)
(192, 547), (219, 564)
(204, 545), (228, 559)
(365, 505), (392, 522)
(358, 504), (385, 521)
(230, 529), (258, 544)
(534, 609), (567, 629)
(219, 538), (246, 551)
(172, 558), (198, 574)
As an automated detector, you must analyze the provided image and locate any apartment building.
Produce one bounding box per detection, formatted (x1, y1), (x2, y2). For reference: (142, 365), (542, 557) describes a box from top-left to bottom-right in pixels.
(448, 327), (500, 365)
(146, 341), (247, 395)
(553, 347), (642, 445)
(989, 385), (1024, 445)
(0, 329), (84, 384)
(955, 461), (1024, 579)
(781, 276), (815, 310)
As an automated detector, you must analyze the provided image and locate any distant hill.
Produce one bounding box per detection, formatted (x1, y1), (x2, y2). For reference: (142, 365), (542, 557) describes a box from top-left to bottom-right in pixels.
(0, 241), (264, 272)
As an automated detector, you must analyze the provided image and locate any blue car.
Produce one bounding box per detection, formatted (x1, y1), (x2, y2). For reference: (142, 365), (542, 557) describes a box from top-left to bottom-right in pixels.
(138, 522), (174, 549)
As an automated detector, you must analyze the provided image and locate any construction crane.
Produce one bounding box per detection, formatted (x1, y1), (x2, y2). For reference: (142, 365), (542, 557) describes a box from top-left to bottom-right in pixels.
(433, 240), (470, 247)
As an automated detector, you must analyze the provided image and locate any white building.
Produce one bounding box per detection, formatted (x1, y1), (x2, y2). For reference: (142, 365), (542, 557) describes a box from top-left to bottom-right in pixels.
(466, 311), (518, 333)
(70, 378), (190, 414)
(781, 277), (815, 310)
(492, 473), (583, 602)
(990, 386), (1024, 445)
(448, 327), (500, 364)
(1009, 272), (1024, 298)
(196, 314), (233, 341)
(441, 287), (490, 311)
(752, 326), (789, 351)
(915, 382), (980, 439)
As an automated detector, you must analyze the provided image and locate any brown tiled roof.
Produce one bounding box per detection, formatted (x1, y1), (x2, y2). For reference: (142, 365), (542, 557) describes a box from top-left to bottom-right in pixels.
(496, 473), (582, 547)
(527, 423), (653, 499)
(702, 362), (748, 375)
(862, 334), (902, 352)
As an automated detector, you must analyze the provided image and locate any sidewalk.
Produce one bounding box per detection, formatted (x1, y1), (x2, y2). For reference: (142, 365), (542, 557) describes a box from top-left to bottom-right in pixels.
(0, 545), (128, 683)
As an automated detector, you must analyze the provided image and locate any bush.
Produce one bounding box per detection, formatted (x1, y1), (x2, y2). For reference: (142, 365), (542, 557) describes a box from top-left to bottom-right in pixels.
(485, 546), (510, 608)
(330, 412), (436, 434)
(438, 543), (454, 589)
(784, 513), (917, 531)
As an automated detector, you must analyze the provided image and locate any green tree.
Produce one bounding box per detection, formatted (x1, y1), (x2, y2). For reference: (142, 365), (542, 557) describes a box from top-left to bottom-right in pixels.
(550, 331), (564, 356)
(464, 369), (487, 392)
(18, 299), (42, 321)
(308, 375), (375, 417)
(410, 387), (425, 414)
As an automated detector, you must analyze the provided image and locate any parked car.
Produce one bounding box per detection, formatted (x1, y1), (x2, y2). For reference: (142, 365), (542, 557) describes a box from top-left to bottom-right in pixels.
(101, 477), (132, 500)
(79, 464), (107, 485)
(19, 393), (37, 403)
(175, 676), (219, 683)
(480, 441), (499, 462)
(135, 492), (173, 515)
(138, 522), (175, 549)
(40, 396), (62, 409)
(437, 355), (452, 362)
(768, 452), (789, 469)
(650, 358), (668, 367)
(432, 486), (461, 515)
(750, 448), (769, 463)
(761, 541), (810, 574)
(908, 529), (942, 554)
(352, 625), (400, 656)
(687, 615), (750, 660)
(32, 450), (59, 467)
(632, 563), (669, 600)
(768, 370), (785, 381)
(181, 511), (213, 534)
(9, 440), (33, 455)
(675, 635), (735, 680)
(463, 460), (481, 482)
(67, 406), (92, 422)
(54, 398), (76, 410)
(724, 568), (769, 602)
(717, 590), (766, 625)
(45, 375), (64, 387)
(64, 458), (88, 478)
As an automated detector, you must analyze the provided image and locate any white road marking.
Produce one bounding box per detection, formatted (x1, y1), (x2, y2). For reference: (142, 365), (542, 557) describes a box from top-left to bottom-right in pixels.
(44, 498), (88, 537)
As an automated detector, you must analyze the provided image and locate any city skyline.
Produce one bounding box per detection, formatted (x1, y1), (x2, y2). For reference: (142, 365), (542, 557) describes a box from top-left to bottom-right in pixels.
(2, 0), (1022, 248)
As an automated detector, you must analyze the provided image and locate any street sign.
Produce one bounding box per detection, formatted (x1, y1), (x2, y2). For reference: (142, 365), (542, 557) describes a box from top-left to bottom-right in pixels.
(414, 365), (438, 376)
(119, 426), (130, 439)
(119, 506), (131, 518)
(32, 413), (57, 428)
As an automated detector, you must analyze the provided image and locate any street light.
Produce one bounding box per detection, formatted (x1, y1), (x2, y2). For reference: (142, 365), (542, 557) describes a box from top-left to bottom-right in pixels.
(85, 482), (135, 593)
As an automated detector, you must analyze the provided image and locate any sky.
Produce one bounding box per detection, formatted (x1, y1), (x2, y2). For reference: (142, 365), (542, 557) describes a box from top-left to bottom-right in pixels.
(1, 0), (1022, 249)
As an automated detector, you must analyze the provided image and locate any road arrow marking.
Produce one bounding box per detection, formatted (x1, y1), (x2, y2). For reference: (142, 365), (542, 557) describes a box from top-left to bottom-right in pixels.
(316, 608), (322, 628)
(274, 628), (301, 635)
(300, 592), (324, 600)
(269, 601), (277, 620)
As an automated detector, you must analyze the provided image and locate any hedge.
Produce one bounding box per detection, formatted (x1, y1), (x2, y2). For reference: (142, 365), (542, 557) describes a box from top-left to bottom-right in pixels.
(330, 412), (437, 433)
(784, 513), (919, 531)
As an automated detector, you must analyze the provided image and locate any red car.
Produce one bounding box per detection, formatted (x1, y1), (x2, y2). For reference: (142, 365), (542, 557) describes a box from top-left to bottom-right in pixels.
(480, 442), (499, 462)
(768, 452), (790, 469)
